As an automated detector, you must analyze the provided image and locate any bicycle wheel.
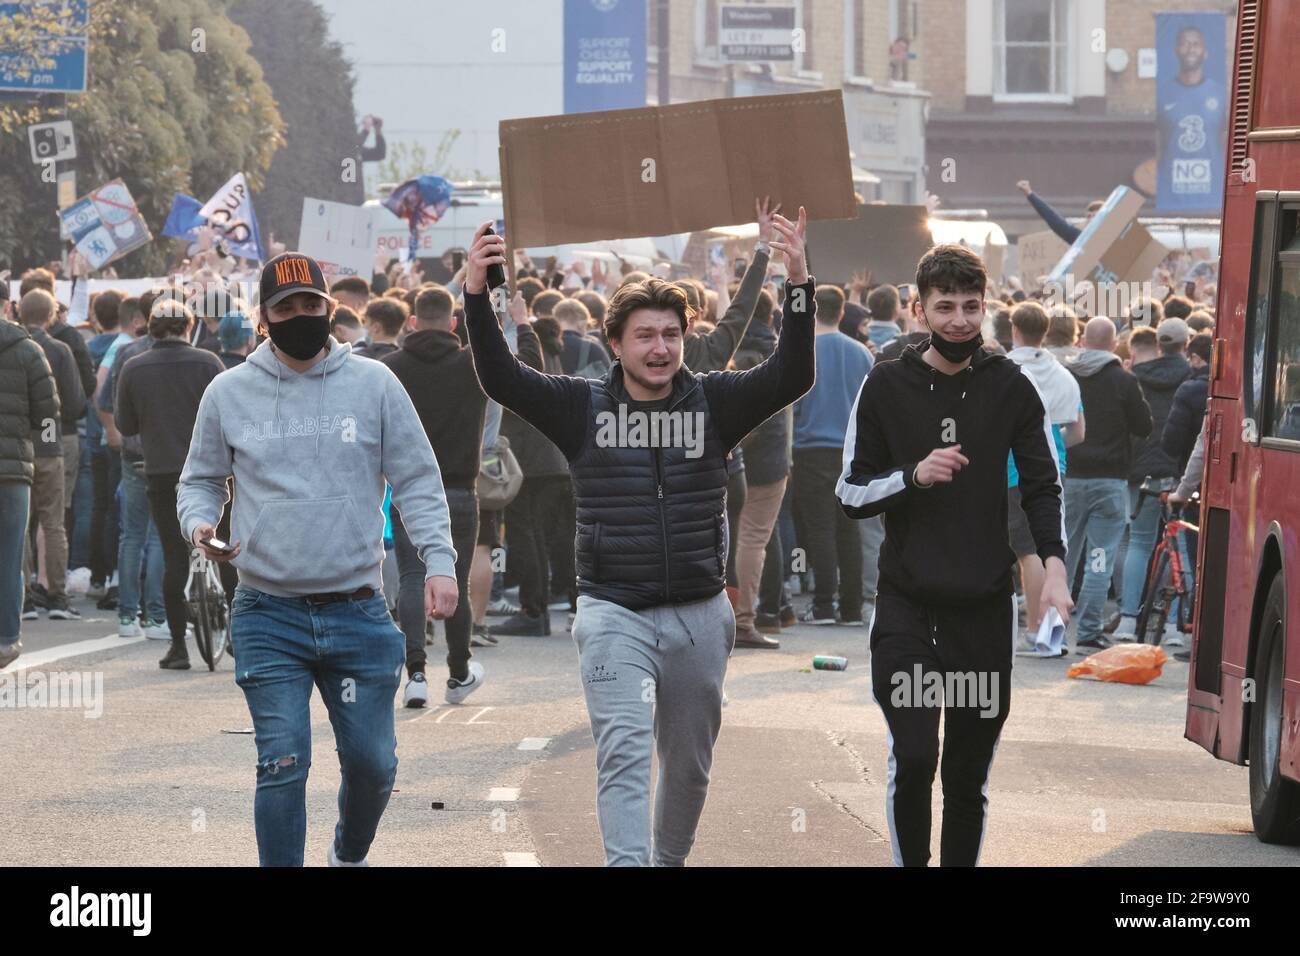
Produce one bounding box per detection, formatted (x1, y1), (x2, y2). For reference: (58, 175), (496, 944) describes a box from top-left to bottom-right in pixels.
(191, 568), (215, 668)
(1135, 549), (1171, 645)
(193, 570), (228, 670)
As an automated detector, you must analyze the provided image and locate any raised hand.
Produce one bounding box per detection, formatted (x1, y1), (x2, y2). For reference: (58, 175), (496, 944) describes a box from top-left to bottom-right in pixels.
(768, 206), (808, 285)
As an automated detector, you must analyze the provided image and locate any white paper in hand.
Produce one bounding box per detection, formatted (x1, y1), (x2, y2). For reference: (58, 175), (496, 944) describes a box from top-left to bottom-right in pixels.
(1016, 607), (1066, 657)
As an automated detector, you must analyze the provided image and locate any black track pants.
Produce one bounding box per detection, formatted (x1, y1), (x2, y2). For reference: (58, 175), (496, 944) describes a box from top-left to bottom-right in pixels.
(869, 587), (1014, 866)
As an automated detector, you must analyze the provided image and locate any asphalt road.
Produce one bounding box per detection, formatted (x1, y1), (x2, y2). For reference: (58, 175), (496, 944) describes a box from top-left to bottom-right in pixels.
(3, 590), (1294, 867)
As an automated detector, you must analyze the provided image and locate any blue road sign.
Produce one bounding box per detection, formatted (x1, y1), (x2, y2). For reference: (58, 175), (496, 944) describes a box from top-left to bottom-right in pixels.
(0, 1), (90, 95)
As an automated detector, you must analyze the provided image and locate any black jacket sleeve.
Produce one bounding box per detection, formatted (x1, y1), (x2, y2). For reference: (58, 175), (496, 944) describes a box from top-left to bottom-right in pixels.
(57, 324), (96, 407)
(702, 276), (815, 451)
(1009, 371), (1067, 564)
(1123, 371), (1154, 438)
(52, 341), (86, 425)
(1161, 378), (1200, 466)
(115, 362), (139, 438)
(464, 289), (591, 460)
(684, 247), (769, 372)
(25, 342), (59, 431)
(1027, 192), (1082, 245)
(837, 370), (923, 519)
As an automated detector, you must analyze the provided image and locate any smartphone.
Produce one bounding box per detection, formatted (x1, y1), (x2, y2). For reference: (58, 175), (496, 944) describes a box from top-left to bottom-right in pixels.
(483, 226), (507, 291)
(1184, 280), (1197, 298)
(202, 537), (234, 555)
(733, 258), (746, 279)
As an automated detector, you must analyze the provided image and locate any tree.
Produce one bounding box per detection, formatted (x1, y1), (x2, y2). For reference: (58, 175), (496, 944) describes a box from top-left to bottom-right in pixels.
(0, 0), (284, 275)
(226, 0), (365, 248)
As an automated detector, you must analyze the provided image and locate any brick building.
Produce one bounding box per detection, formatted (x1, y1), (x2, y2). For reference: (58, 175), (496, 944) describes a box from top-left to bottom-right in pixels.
(647, 1), (1237, 234)
(918, 0), (1237, 235)
(647, 0), (930, 202)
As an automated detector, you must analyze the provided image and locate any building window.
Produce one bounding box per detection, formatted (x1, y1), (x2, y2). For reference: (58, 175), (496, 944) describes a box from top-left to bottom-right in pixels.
(797, 0), (815, 73)
(695, 0), (720, 61)
(993, 0), (1071, 99)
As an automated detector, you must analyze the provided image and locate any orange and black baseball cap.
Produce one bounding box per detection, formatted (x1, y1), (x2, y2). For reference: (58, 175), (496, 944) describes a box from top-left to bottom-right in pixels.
(258, 252), (329, 308)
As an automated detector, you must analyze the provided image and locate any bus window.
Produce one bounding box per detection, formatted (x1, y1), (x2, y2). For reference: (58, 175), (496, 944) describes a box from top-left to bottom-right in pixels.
(1244, 200), (1278, 425)
(1266, 209), (1300, 442)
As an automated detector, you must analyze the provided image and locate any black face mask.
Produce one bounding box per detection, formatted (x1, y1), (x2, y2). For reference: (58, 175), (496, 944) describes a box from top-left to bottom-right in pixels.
(922, 311), (983, 363)
(267, 312), (331, 361)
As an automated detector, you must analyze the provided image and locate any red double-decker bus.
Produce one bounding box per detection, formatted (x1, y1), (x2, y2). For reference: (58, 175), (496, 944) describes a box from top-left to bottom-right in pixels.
(1186, 0), (1300, 844)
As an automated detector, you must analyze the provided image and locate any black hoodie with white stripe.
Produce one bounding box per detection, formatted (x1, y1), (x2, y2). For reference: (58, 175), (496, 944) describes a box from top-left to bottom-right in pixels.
(837, 342), (1066, 606)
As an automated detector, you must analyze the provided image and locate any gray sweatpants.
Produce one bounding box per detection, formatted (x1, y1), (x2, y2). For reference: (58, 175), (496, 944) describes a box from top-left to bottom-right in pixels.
(572, 590), (735, 866)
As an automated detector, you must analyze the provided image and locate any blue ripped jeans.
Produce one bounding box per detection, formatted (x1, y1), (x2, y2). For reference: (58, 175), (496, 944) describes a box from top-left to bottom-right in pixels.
(230, 585), (405, 867)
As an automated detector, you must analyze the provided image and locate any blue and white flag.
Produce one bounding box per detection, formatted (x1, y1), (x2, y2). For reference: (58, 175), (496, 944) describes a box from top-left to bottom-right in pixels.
(198, 172), (266, 261)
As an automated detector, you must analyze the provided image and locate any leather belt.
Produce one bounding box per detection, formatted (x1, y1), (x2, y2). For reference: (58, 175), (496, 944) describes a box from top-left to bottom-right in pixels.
(303, 587), (375, 605)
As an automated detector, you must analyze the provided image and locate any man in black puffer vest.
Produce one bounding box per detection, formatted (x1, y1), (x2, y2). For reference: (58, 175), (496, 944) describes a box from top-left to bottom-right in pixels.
(464, 212), (815, 867)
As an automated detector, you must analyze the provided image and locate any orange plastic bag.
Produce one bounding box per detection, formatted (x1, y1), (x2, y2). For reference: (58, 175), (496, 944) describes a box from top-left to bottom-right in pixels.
(1067, 642), (1170, 685)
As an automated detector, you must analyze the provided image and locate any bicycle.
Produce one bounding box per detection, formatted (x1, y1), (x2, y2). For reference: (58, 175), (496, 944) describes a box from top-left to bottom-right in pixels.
(1131, 479), (1199, 647)
(185, 547), (230, 670)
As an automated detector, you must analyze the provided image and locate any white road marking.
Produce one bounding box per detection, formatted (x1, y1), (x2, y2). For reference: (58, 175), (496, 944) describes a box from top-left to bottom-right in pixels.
(503, 852), (540, 867)
(517, 737), (550, 751)
(1, 635), (144, 673)
(466, 706), (494, 724)
(405, 705), (443, 723)
(435, 708), (457, 724)
(488, 787), (520, 801)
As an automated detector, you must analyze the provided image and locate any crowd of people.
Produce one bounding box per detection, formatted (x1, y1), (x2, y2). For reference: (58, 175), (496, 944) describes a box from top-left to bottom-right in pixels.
(0, 183), (1218, 866)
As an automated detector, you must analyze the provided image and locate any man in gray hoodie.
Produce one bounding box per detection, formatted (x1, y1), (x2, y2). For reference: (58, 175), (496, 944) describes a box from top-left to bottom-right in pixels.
(177, 252), (458, 867)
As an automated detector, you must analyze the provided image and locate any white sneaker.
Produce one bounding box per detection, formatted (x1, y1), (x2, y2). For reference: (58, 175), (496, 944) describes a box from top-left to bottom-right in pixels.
(327, 843), (368, 867)
(445, 661), (485, 704)
(486, 597), (519, 616)
(1161, 622), (1187, 647)
(118, 616), (143, 638)
(403, 672), (429, 708)
(1113, 615), (1138, 638)
(141, 619), (171, 641)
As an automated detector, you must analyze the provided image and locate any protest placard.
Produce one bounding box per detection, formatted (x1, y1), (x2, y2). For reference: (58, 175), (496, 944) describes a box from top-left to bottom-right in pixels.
(499, 90), (856, 248)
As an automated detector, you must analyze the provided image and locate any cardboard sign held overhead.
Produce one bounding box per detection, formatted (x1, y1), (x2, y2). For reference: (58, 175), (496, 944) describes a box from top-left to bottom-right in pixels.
(298, 198), (377, 284)
(1017, 229), (1071, 291)
(499, 90), (857, 249)
(1048, 186), (1169, 289)
(804, 204), (932, 287)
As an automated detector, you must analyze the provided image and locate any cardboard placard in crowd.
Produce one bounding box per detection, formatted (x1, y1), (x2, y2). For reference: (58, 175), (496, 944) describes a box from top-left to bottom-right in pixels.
(298, 198), (377, 284)
(1017, 229), (1071, 292)
(498, 90), (857, 248)
(803, 203), (933, 286)
(1047, 185), (1169, 291)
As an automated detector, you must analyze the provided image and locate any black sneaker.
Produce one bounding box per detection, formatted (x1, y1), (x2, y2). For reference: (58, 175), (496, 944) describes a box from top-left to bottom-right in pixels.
(492, 610), (549, 637)
(837, 608), (865, 626)
(21, 597), (39, 621)
(159, 644), (191, 670)
(47, 596), (82, 620)
(1075, 636), (1114, 655)
(96, 586), (119, 611)
(754, 612), (782, 634)
(30, 583), (49, 610)
(799, 605), (837, 626)
(470, 624), (499, 647)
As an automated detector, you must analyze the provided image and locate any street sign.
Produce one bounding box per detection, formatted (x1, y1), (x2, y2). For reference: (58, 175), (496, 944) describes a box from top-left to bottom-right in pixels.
(28, 119), (76, 164)
(0, 1), (90, 95)
(719, 4), (795, 62)
(56, 169), (76, 209)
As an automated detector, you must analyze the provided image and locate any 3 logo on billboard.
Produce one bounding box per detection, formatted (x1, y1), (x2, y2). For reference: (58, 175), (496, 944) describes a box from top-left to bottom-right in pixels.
(1172, 158), (1212, 194)
(1177, 114), (1207, 152)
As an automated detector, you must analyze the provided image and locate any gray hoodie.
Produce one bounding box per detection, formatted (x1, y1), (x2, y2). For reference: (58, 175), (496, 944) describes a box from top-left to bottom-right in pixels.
(177, 338), (456, 597)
